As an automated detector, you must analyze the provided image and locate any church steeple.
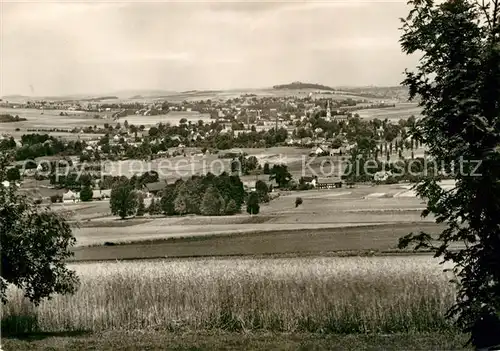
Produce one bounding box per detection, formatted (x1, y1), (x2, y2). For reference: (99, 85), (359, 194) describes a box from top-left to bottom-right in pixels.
(326, 100), (331, 120)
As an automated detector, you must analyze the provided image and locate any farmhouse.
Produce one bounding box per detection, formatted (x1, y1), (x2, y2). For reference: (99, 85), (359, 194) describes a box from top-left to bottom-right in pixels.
(317, 178), (343, 189)
(63, 189), (79, 203)
(300, 176), (317, 187)
(329, 147), (343, 156)
(92, 189), (111, 200)
(311, 145), (329, 156)
(144, 181), (166, 196)
(373, 171), (392, 182)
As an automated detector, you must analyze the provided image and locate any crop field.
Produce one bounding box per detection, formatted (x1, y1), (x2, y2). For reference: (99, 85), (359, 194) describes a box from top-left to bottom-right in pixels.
(59, 183), (432, 245)
(356, 103), (422, 120)
(53, 182), (450, 261)
(117, 111), (211, 126)
(0, 107), (108, 140)
(2, 256), (456, 335)
(71, 223), (445, 261)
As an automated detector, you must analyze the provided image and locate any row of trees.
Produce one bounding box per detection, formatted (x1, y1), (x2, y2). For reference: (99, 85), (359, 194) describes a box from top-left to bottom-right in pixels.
(110, 172), (255, 219)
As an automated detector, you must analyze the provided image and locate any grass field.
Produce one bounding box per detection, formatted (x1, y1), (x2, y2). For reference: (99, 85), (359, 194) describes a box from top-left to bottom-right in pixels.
(356, 103), (422, 121)
(71, 223), (444, 261)
(2, 256), (456, 336)
(117, 111), (212, 126)
(57, 183), (434, 250)
(2, 331), (469, 350)
(0, 107), (108, 140)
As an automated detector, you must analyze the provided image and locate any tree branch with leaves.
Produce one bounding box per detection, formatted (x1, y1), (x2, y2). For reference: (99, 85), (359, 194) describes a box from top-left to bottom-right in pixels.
(398, 0), (500, 345)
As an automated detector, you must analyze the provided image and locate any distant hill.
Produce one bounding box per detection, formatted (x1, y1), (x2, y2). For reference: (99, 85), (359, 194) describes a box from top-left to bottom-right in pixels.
(273, 81), (336, 91)
(81, 96), (118, 102)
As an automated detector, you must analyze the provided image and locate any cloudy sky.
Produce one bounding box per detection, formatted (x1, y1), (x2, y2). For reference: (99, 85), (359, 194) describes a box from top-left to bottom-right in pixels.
(1, 0), (418, 96)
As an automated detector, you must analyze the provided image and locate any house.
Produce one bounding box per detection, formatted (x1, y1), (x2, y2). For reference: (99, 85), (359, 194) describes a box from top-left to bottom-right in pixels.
(144, 182), (166, 196)
(330, 147), (344, 156)
(92, 189), (111, 200)
(373, 171), (392, 182)
(242, 180), (258, 192)
(300, 176), (317, 187)
(317, 178), (343, 189)
(63, 189), (79, 203)
(311, 145), (329, 156)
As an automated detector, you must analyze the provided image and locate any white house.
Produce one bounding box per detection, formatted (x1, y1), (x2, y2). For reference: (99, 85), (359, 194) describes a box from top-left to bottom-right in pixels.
(300, 176), (317, 187)
(373, 171), (392, 182)
(63, 190), (80, 203)
(92, 189), (111, 200)
(312, 145), (329, 155)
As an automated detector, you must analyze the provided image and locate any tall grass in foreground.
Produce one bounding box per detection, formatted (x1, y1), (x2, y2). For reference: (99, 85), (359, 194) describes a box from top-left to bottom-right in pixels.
(2, 256), (456, 334)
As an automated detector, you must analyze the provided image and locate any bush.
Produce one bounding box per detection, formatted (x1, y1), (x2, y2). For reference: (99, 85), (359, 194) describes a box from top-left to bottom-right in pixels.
(136, 195), (146, 216)
(79, 186), (93, 202)
(148, 197), (162, 215)
(295, 197), (303, 208)
(50, 194), (63, 203)
(200, 186), (225, 216)
(246, 192), (260, 215)
(225, 199), (239, 215)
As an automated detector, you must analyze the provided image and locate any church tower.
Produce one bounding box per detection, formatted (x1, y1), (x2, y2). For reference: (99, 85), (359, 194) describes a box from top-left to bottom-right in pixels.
(326, 100), (331, 121)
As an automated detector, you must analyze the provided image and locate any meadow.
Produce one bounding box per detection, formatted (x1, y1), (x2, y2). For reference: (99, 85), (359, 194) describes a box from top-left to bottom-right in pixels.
(117, 111), (212, 127)
(356, 103), (422, 121)
(0, 107), (108, 141)
(2, 256), (457, 336)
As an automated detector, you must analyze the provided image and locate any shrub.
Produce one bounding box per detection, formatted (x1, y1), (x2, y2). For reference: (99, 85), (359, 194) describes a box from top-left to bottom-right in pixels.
(295, 197), (303, 208)
(79, 186), (93, 202)
(50, 194), (63, 203)
(136, 195), (146, 216)
(246, 192), (260, 215)
(225, 199), (239, 215)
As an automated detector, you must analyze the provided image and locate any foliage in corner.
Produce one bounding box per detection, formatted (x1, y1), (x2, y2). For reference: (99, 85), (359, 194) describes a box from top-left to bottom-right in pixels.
(0, 153), (79, 305)
(398, 0), (500, 337)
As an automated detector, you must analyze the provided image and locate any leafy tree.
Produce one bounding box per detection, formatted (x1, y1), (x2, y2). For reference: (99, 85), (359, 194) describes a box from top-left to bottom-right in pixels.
(79, 185), (93, 202)
(269, 164), (292, 188)
(255, 180), (270, 203)
(200, 186), (225, 216)
(245, 156), (259, 174)
(148, 197), (161, 215)
(246, 191), (260, 215)
(129, 124), (138, 138)
(136, 194), (146, 216)
(228, 175), (245, 209)
(263, 162), (270, 174)
(397, 0), (500, 342)
(148, 127), (159, 138)
(139, 170), (159, 185)
(110, 180), (138, 219)
(184, 178), (204, 214)
(225, 199), (239, 215)
(160, 185), (176, 215)
(174, 194), (187, 215)
(0, 154), (78, 304)
(6, 167), (20, 182)
(231, 158), (240, 174)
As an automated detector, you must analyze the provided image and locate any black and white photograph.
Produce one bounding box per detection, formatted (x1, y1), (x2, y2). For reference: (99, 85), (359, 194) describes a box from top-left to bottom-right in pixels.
(1, 0), (500, 350)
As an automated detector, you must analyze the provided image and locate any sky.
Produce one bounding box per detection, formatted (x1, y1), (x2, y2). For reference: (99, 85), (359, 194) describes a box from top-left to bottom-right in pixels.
(0, 0), (419, 97)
